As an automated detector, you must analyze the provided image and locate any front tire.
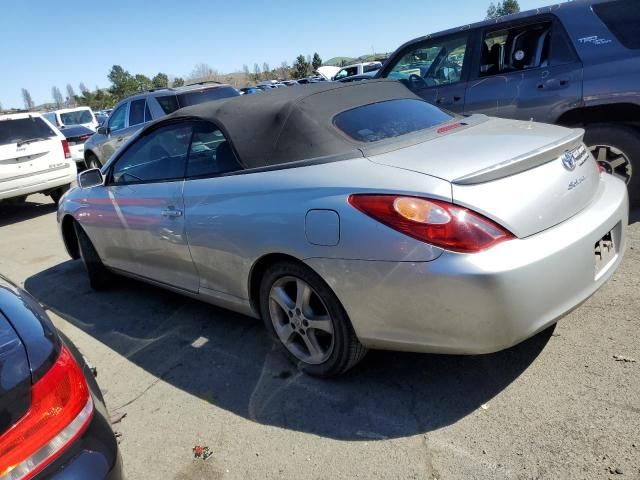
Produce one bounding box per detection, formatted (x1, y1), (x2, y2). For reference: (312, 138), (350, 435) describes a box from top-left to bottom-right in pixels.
(74, 222), (111, 290)
(584, 123), (639, 209)
(49, 184), (70, 205)
(85, 153), (101, 170)
(259, 261), (367, 377)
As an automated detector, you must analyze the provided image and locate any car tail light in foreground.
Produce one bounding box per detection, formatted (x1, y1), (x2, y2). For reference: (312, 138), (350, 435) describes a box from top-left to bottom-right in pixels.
(349, 194), (514, 253)
(0, 347), (93, 480)
(61, 140), (71, 160)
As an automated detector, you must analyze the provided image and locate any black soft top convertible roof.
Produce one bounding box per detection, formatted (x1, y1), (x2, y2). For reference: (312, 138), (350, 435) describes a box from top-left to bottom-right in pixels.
(164, 79), (421, 169)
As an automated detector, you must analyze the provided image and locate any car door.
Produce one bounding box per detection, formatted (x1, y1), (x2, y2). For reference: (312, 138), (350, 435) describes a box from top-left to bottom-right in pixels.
(181, 122), (244, 297)
(464, 17), (583, 123)
(381, 32), (473, 113)
(103, 121), (200, 292)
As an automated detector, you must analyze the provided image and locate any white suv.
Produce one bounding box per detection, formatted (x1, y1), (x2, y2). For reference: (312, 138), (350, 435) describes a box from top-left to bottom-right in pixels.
(0, 112), (77, 204)
(42, 107), (99, 132)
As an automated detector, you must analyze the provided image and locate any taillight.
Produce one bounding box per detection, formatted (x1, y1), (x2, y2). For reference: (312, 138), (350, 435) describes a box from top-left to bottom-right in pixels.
(348, 194), (514, 253)
(61, 139), (71, 159)
(0, 347), (93, 480)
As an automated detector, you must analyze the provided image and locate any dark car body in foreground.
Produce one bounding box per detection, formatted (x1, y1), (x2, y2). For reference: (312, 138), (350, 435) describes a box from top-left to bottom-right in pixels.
(378, 0), (640, 207)
(0, 275), (122, 479)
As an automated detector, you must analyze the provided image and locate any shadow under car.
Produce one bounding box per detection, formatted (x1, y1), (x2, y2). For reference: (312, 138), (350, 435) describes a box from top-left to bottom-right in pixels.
(25, 259), (552, 441)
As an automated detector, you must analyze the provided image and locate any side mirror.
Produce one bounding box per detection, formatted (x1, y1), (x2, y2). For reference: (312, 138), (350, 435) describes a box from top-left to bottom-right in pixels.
(78, 168), (104, 189)
(97, 126), (109, 135)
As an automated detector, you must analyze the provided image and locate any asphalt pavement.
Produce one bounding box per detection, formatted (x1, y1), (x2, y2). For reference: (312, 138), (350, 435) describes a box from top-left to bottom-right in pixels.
(0, 194), (638, 480)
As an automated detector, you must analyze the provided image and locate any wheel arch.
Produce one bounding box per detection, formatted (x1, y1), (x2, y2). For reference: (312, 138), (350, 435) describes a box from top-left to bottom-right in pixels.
(556, 103), (640, 130)
(61, 214), (80, 260)
(248, 253), (319, 315)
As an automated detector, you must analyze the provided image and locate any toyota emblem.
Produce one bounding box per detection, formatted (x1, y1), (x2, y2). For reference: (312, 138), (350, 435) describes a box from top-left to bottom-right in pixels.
(561, 151), (576, 171)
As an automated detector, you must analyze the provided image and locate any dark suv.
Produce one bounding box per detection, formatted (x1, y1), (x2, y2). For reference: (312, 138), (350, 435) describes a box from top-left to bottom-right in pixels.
(378, 0), (639, 207)
(84, 82), (239, 168)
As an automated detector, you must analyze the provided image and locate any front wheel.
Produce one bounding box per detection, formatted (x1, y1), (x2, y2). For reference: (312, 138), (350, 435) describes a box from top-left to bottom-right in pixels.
(85, 153), (101, 170)
(584, 123), (639, 209)
(259, 261), (367, 377)
(49, 184), (70, 205)
(74, 222), (112, 290)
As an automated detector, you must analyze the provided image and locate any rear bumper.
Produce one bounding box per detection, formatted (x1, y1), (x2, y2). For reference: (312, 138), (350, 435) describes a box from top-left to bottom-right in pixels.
(306, 174), (629, 354)
(69, 144), (85, 163)
(0, 162), (76, 200)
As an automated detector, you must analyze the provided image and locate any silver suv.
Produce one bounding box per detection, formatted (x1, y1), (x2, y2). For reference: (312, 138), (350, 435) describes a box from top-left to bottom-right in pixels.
(84, 82), (239, 168)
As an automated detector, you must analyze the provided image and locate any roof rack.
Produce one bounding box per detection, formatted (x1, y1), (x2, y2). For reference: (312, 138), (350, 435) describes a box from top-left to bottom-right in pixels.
(184, 80), (223, 87)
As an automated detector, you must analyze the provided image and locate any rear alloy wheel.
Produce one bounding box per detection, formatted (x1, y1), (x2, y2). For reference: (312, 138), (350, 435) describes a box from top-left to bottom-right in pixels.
(74, 222), (111, 290)
(584, 123), (640, 209)
(260, 261), (366, 377)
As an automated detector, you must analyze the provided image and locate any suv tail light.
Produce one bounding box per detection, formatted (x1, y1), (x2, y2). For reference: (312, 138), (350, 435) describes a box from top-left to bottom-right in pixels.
(348, 194), (514, 253)
(61, 140), (71, 159)
(0, 347), (93, 480)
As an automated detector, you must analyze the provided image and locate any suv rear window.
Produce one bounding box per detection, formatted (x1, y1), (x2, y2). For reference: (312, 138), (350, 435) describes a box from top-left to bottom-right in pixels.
(333, 99), (452, 143)
(176, 86), (240, 108)
(60, 110), (93, 125)
(0, 117), (57, 146)
(593, 0), (640, 50)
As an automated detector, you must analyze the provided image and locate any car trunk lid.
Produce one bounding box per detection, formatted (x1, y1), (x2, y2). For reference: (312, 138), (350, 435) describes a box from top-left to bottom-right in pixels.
(369, 117), (601, 238)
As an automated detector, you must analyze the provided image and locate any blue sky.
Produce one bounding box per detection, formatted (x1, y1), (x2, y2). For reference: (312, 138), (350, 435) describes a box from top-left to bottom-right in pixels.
(1, 0), (552, 109)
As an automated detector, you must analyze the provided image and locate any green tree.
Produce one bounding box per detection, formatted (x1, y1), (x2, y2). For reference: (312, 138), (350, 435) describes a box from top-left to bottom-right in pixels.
(262, 62), (271, 80)
(292, 54), (310, 79)
(172, 77), (185, 87)
(152, 72), (169, 89)
(312, 52), (322, 71)
(107, 65), (137, 101)
(51, 86), (64, 108)
(21, 88), (34, 110)
(486, 0), (520, 18)
(79, 82), (89, 94)
(66, 84), (76, 106)
(134, 74), (152, 92)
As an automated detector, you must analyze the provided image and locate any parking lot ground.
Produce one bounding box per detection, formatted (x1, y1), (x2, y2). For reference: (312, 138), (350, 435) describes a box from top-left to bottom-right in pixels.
(1, 194), (639, 480)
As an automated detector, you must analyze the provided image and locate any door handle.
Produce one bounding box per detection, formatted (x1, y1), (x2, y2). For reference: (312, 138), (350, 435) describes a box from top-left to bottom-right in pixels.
(537, 79), (569, 90)
(162, 208), (183, 218)
(116, 136), (125, 143)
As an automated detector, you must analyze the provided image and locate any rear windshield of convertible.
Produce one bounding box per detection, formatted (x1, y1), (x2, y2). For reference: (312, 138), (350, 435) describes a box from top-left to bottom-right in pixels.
(333, 99), (452, 143)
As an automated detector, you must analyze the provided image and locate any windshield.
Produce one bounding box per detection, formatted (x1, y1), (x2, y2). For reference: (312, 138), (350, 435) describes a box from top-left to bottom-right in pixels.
(0, 117), (57, 146)
(333, 99), (452, 143)
(60, 109), (93, 125)
(177, 86), (240, 108)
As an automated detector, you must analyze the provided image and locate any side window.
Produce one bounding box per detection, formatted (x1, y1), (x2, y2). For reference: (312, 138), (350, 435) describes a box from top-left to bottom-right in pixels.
(387, 33), (469, 87)
(144, 102), (152, 122)
(186, 123), (241, 178)
(108, 104), (127, 132)
(111, 123), (192, 184)
(334, 69), (349, 80)
(156, 95), (179, 114)
(129, 99), (145, 127)
(480, 21), (551, 77)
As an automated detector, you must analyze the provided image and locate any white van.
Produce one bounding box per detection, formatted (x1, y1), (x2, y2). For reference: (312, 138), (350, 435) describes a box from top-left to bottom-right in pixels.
(0, 113), (77, 204)
(42, 107), (99, 132)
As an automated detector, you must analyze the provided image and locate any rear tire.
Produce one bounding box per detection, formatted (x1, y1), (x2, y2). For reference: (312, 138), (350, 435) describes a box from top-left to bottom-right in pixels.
(584, 123), (639, 209)
(259, 261), (367, 377)
(74, 222), (111, 290)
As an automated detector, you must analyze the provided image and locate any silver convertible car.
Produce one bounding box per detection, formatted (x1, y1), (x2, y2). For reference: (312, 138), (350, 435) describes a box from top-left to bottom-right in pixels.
(58, 81), (628, 377)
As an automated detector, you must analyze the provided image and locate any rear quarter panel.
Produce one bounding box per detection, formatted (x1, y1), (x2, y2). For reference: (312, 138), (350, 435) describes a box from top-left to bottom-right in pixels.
(182, 158), (450, 299)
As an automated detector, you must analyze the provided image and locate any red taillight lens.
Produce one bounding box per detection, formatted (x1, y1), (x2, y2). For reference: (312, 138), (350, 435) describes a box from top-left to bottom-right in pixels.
(61, 140), (71, 159)
(348, 194), (514, 253)
(0, 347), (93, 480)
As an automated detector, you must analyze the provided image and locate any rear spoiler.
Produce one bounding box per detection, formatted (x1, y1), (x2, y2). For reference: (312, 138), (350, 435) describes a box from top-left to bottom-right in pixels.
(452, 129), (585, 185)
